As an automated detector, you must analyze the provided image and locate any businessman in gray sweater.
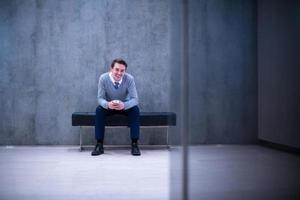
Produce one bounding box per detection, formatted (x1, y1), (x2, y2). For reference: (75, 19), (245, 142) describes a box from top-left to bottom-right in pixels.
(92, 58), (141, 156)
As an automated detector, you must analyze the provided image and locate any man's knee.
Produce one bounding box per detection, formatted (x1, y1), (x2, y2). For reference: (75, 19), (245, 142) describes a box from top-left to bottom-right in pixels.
(128, 106), (140, 115)
(96, 106), (106, 113)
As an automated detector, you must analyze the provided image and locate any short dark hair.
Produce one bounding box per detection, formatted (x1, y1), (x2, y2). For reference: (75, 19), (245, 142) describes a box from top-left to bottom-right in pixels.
(111, 58), (127, 69)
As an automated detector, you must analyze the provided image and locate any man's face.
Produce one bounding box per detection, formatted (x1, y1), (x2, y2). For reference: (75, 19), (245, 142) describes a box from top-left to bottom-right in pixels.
(111, 63), (126, 81)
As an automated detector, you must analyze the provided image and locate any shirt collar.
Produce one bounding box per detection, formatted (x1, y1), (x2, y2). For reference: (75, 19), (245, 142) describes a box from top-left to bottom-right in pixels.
(109, 72), (123, 85)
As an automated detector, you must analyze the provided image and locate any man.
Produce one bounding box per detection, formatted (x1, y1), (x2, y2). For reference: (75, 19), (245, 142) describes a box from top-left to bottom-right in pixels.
(92, 58), (141, 156)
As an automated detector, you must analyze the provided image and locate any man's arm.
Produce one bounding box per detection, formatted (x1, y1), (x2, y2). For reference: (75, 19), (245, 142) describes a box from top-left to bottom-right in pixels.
(97, 76), (108, 109)
(124, 77), (138, 110)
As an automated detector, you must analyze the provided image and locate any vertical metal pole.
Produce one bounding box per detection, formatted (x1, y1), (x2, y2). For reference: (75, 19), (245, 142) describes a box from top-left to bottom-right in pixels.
(182, 0), (189, 199)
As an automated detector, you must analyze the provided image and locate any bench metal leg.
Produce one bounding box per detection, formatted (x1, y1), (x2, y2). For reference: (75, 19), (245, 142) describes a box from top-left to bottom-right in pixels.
(166, 127), (170, 149)
(79, 126), (83, 151)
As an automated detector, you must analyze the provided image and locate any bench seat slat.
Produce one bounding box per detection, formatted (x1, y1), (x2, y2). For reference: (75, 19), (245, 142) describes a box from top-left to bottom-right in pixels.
(72, 112), (176, 127)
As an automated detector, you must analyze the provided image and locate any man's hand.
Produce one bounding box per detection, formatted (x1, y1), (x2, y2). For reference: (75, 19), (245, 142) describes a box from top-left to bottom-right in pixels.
(114, 101), (125, 110)
(108, 101), (116, 109)
(108, 100), (125, 110)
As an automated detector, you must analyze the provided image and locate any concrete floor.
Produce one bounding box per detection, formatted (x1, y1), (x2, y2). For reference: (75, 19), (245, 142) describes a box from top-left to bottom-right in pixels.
(0, 146), (169, 200)
(1, 145), (300, 200)
(171, 145), (300, 200)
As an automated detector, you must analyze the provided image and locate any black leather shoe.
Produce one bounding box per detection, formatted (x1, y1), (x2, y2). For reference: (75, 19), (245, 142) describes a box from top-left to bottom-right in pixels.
(131, 142), (141, 156)
(91, 143), (104, 156)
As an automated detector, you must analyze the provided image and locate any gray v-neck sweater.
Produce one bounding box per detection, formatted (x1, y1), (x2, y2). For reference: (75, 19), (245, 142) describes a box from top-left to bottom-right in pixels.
(97, 72), (139, 110)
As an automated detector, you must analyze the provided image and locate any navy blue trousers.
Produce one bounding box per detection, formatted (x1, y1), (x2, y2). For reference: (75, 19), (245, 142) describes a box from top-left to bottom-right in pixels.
(95, 105), (140, 141)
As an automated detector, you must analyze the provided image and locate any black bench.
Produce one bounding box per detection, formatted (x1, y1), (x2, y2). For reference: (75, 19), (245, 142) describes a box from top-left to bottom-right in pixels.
(72, 112), (176, 150)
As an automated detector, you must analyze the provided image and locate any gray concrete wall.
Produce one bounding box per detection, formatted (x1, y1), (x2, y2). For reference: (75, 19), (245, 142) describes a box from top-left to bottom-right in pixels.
(258, 0), (300, 148)
(0, 0), (171, 145)
(170, 0), (258, 145)
(1, 0), (258, 145)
